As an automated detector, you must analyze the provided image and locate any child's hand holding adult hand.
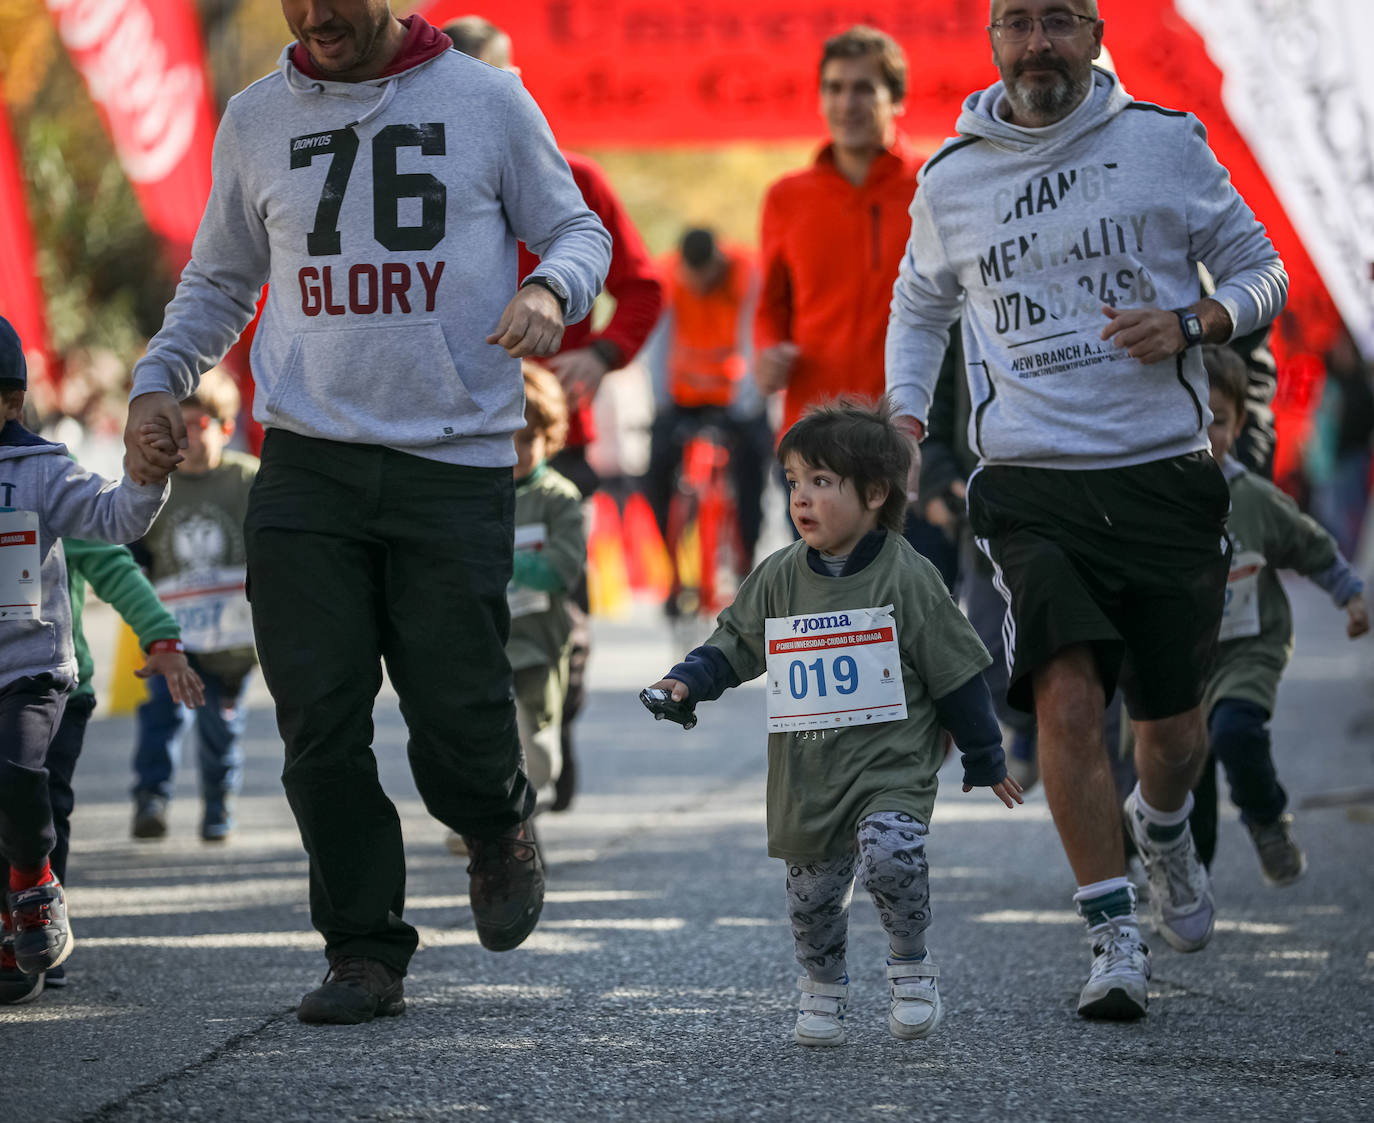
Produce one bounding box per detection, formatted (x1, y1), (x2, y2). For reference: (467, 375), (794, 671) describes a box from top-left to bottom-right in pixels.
(1347, 594), (1369, 639)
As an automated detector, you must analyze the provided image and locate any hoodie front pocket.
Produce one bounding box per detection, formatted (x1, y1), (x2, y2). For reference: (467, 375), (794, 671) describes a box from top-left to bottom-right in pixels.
(264, 321), (488, 447)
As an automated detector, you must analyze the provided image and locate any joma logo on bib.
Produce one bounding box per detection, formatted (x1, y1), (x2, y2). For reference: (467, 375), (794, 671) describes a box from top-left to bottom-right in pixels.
(792, 613), (851, 634)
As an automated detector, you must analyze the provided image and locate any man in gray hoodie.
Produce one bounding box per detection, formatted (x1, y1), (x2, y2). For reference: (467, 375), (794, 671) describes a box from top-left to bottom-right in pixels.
(885, 0), (1287, 1021)
(121, 1), (611, 1025)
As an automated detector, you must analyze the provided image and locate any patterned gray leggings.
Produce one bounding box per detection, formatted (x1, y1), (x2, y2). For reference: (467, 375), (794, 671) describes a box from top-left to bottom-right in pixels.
(785, 811), (930, 982)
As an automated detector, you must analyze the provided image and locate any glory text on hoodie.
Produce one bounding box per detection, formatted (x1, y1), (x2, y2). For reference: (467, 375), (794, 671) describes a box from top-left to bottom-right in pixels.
(130, 21), (612, 467)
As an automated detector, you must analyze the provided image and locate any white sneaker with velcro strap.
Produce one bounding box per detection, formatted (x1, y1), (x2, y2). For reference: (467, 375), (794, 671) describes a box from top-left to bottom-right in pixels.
(887, 952), (943, 1040)
(793, 975), (848, 1047)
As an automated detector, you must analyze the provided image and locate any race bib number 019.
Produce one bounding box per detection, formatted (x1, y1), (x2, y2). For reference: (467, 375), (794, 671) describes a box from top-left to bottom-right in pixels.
(764, 604), (907, 732)
(154, 566), (254, 653)
(0, 509), (41, 621)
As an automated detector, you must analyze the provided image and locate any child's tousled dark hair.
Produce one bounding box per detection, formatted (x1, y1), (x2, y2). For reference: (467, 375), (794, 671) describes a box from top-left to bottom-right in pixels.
(1202, 345), (1248, 419)
(777, 397), (911, 534)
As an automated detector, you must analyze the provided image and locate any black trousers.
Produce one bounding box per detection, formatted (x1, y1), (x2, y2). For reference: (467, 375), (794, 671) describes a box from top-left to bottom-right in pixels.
(42, 690), (97, 884)
(244, 431), (533, 973)
(0, 674), (67, 878)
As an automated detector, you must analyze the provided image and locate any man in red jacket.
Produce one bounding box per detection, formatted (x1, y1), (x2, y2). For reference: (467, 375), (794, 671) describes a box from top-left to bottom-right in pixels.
(756, 26), (922, 441)
(446, 16), (663, 811)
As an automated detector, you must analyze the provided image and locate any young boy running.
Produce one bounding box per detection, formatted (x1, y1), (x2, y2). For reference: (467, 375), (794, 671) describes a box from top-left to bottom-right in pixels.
(130, 369), (258, 842)
(505, 363), (586, 811)
(0, 315), (168, 984)
(448, 361), (585, 863)
(0, 535), (203, 1004)
(1197, 347), (1367, 882)
(644, 400), (1022, 1046)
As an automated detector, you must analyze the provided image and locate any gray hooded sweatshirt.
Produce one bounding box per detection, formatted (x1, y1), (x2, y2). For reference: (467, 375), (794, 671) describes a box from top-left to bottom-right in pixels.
(0, 425), (168, 689)
(887, 68), (1288, 470)
(130, 45), (612, 467)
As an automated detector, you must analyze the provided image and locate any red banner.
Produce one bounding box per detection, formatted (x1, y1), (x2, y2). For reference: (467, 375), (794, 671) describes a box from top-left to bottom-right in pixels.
(44, 0), (216, 266)
(0, 88), (52, 389)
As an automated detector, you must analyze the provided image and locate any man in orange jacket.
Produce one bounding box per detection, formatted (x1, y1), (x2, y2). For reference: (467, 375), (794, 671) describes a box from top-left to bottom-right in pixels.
(644, 228), (773, 613)
(756, 25), (922, 441)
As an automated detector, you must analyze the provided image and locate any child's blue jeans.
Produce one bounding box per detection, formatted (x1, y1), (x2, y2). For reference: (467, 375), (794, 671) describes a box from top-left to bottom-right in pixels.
(132, 661), (249, 805)
(1209, 697), (1287, 828)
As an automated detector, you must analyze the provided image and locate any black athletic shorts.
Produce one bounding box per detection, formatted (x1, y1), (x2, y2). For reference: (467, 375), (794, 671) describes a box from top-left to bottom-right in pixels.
(966, 451), (1231, 721)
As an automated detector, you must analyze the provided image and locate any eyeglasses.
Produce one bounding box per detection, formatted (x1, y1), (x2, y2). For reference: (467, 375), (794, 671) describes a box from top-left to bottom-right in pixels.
(187, 414), (222, 431)
(989, 13), (1097, 42)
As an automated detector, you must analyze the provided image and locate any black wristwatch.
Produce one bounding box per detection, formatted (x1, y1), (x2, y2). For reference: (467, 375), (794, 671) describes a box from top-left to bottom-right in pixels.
(521, 274), (569, 316)
(1173, 307), (1204, 348)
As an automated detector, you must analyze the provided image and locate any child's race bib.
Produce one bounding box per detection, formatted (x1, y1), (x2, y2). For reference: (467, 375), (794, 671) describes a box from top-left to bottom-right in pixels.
(1218, 550), (1265, 642)
(764, 604), (907, 732)
(154, 565), (254, 652)
(507, 523), (551, 619)
(0, 510), (41, 621)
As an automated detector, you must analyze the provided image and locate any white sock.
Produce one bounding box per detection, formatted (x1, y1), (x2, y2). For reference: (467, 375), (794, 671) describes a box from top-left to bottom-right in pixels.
(1131, 782), (1193, 825)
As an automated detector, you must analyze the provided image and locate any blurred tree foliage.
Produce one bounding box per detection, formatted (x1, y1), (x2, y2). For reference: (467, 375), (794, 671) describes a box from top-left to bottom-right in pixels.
(0, 0), (816, 371)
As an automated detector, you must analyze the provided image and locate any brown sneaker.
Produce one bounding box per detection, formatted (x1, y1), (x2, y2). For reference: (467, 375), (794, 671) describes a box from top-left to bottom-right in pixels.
(466, 819), (545, 951)
(1248, 814), (1307, 887)
(296, 956), (405, 1025)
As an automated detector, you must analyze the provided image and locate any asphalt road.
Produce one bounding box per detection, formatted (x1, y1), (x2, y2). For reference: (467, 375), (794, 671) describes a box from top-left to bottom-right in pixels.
(3, 580), (1372, 1122)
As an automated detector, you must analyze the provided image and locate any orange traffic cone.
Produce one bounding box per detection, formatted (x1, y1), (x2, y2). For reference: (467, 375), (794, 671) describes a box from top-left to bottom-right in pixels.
(621, 492), (672, 599)
(586, 491), (630, 618)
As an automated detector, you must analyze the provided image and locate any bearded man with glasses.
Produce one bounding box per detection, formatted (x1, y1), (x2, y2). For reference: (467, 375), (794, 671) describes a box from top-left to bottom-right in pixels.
(885, 0), (1288, 1021)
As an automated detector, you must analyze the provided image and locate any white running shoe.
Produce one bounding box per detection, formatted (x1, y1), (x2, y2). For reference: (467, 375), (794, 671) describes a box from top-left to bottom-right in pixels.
(886, 953), (943, 1040)
(1123, 791), (1215, 952)
(794, 975), (847, 1047)
(1077, 917), (1150, 1020)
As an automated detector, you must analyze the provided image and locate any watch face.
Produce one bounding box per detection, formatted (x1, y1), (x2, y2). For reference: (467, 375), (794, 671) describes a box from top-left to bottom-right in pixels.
(1180, 312), (1203, 345)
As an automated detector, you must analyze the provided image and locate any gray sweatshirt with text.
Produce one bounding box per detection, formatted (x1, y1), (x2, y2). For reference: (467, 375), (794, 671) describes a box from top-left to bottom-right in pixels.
(0, 426), (168, 690)
(886, 68), (1288, 470)
(131, 46), (611, 467)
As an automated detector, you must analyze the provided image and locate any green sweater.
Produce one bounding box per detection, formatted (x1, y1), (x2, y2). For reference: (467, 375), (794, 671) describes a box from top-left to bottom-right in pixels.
(706, 532), (991, 861)
(506, 463), (586, 672)
(66, 539), (180, 700)
(1206, 457), (1353, 715)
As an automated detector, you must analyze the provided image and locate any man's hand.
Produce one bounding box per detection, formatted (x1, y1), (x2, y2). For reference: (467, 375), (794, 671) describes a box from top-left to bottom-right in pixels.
(1347, 594), (1369, 639)
(1100, 306), (1187, 364)
(487, 285), (565, 358)
(755, 342), (799, 393)
(546, 347), (611, 408)
(135, 651), (205, 707)
(123, 392), (185, 485)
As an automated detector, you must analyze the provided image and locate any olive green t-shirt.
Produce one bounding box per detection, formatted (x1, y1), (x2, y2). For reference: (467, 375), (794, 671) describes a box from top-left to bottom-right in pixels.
(707, 532), (991, 862)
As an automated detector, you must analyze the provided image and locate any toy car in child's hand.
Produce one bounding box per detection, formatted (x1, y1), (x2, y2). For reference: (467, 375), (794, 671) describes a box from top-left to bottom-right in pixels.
(639, 687), (698, 730)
